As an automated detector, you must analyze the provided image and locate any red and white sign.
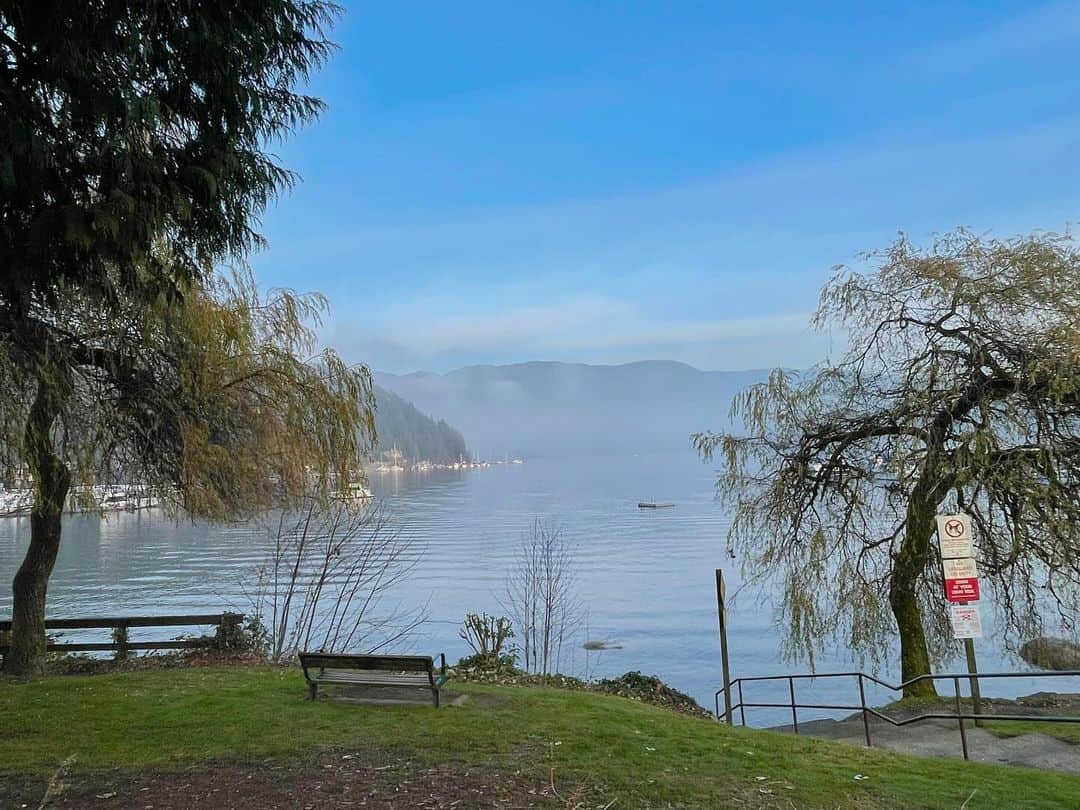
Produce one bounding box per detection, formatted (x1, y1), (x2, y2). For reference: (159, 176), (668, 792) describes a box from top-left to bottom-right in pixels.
(945, 577), (980, 603)
(950, 604), (983, 639)
(937, 514), (980, 602)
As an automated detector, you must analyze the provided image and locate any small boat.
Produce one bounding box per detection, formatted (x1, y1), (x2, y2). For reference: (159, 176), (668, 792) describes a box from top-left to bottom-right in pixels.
(638, 502), (675, 509)
(334, 481), (373, 504)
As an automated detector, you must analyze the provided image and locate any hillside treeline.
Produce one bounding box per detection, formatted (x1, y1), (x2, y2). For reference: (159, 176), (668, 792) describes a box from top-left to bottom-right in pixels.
(373, 386), (469, 464)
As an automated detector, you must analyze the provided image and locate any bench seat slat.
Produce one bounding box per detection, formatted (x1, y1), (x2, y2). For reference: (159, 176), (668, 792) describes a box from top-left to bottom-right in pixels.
(310, 671), (433, 685)
(312, 667), (433, 676)
(313, 676), (433, 687)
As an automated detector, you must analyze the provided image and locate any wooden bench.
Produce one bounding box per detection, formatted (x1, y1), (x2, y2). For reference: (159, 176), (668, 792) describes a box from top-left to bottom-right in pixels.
(299, 652), (450, 707)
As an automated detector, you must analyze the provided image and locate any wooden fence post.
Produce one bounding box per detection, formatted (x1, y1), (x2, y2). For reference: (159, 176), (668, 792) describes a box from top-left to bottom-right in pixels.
(716, 569), (733, 724)
(112, 623), (130, 662)
(216, 612), (242, 649)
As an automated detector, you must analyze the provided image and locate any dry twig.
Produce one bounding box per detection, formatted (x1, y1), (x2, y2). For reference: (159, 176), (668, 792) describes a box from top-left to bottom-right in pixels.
(37, 755), (75, 810)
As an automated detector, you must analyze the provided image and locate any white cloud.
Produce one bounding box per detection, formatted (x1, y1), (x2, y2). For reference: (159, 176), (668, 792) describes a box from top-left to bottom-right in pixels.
(904, 1), (1080, 71)
(305, 113), (1080, 373)
(271, 115), (1080, 281)
(387, 296), (633, 348)
(265, 0), (1080, 379)
(327, 292), (831, 373)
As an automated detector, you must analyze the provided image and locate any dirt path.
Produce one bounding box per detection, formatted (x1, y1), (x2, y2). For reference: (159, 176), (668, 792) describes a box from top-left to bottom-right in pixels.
(768, 694), (1080, 774)
(1, 754), (560, 809)
(773, 715), (1080, 773)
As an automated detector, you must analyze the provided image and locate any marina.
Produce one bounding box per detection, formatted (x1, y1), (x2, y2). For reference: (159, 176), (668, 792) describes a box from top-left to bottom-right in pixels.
(0, 483), (160, 516)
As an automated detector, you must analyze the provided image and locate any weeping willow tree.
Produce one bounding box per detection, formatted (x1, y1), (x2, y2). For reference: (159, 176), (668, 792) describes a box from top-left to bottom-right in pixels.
(0, 268), (375, 677)
(695, 229), (1080, 696)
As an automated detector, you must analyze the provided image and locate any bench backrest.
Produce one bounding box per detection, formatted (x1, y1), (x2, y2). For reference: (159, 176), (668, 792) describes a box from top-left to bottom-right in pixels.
(299, 652), (434, 673)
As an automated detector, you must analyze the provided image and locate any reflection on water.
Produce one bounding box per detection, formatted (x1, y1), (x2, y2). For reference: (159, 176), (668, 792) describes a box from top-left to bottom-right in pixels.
(0, 449), (1070, 723)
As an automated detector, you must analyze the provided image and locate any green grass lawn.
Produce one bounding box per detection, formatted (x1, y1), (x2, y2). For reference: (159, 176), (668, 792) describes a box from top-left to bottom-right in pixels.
(2, 666), (1079, 809)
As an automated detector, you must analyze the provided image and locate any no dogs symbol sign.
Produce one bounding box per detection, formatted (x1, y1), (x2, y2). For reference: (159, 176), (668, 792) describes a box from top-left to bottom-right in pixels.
(935, 514), (973, 559)
(943, 518), (965, 538)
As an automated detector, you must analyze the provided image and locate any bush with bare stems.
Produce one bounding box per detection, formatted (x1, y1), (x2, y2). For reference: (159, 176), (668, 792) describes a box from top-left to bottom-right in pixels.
(458, 612), (515, 671)
(501, 519), (583, 675)
(248, 498), (425, 663)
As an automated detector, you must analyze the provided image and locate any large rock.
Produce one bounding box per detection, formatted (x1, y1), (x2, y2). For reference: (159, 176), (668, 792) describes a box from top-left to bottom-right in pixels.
(1019, 637), (1080, 671)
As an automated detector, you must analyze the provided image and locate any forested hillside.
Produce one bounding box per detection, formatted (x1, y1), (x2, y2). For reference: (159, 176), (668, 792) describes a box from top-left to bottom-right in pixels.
(373, 385), (469, 464)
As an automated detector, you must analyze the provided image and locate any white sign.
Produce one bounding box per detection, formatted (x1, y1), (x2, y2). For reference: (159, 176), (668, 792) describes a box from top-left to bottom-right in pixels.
(942, 558), (978, 580)
(950, 604), (983, 639)
(936, 514), (973, 559)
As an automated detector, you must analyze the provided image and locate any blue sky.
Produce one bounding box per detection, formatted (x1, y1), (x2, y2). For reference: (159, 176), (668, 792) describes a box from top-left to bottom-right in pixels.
(251, 1), (1080, 374)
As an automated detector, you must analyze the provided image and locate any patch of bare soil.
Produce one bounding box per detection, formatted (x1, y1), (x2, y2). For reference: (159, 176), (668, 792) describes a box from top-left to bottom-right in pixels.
(44, 650), (264, 677)
(1, 753), (561, 809)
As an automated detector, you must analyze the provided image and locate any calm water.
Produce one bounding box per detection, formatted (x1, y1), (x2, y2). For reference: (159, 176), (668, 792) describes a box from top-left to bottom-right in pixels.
(0, 449), (1072, 724)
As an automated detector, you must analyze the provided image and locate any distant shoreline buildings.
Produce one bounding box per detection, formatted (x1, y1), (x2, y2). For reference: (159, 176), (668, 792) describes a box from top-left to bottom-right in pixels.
(368, 445), (523, 475)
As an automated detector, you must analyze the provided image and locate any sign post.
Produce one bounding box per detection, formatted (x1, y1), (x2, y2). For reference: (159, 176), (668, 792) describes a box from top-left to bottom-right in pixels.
(715, 569), (733, 724)
(937, 514), (983, 724)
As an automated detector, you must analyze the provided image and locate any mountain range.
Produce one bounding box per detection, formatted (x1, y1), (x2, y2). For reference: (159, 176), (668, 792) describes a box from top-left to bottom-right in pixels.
(375, 361), (770, 459)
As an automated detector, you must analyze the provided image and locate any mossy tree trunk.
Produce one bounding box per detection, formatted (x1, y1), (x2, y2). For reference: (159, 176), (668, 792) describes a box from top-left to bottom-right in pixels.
(889, 486), (939, 698)
(5, 376), (70, 678)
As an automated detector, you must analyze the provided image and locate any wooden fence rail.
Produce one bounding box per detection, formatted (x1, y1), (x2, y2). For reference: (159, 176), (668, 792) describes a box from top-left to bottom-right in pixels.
(0, 612), (245, 659)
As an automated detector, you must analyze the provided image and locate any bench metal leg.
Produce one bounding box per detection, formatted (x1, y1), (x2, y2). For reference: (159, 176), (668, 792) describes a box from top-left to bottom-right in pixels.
(309, 683), (318, 701)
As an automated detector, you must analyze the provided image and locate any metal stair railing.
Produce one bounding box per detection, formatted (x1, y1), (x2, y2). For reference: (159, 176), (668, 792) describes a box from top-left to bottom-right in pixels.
(714, 669), (1080, 760)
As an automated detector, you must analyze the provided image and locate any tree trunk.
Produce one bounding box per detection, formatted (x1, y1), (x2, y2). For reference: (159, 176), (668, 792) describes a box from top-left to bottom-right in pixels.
(890, 495), (938, 698)
(4, 378), (70, 678)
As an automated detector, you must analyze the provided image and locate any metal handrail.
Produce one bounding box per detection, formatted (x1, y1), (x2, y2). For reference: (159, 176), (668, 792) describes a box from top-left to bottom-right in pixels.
(714, 669), (1080, 760)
